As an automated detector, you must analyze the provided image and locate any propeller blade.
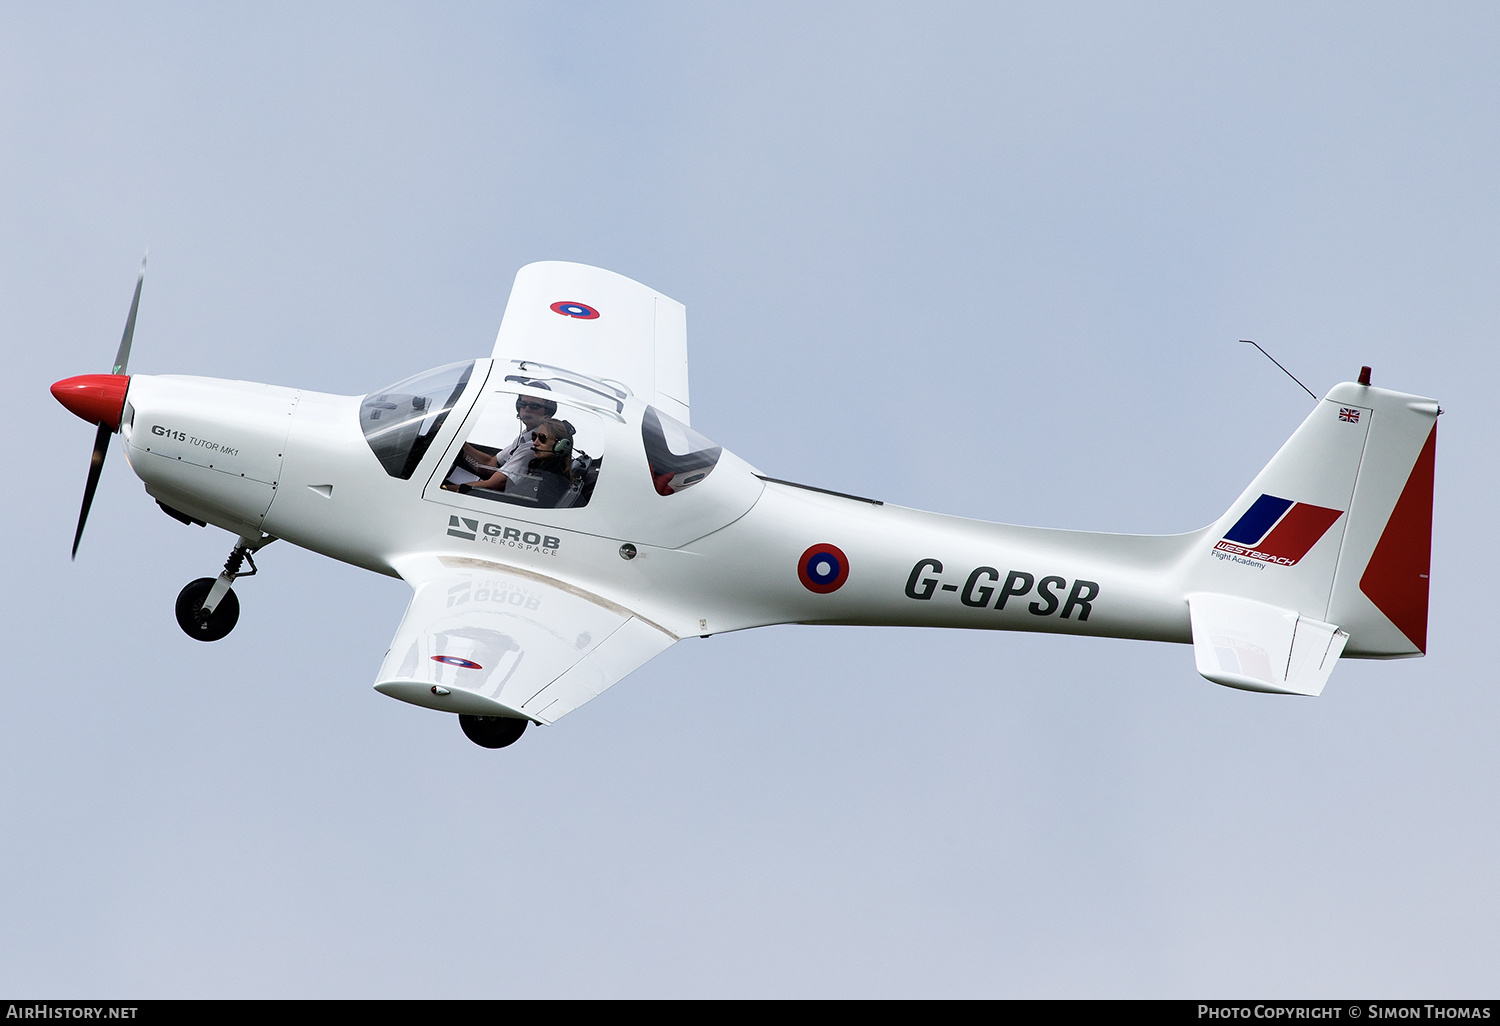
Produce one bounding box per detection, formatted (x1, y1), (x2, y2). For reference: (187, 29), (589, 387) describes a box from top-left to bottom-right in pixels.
(72, 421), (113, 560)
(113, 255), (145, 376)
(67, 256), (145, 558)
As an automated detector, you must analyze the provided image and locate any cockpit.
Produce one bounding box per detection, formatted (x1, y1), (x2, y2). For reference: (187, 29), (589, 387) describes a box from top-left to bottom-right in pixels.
(418, 362), (726, 512)
(362, 359), (760, 549)
(437, 385), (604, 510)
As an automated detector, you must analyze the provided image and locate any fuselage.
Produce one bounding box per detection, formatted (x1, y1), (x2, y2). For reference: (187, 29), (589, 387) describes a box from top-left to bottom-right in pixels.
(115, 359), (1200, 646)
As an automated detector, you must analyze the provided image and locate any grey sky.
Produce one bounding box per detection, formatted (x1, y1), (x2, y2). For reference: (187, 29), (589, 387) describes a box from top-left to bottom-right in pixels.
(3, 3), (1497, 997)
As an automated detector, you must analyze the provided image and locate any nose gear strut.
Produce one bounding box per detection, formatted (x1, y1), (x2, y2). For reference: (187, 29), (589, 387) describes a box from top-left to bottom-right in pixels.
(175, 535), (271, 641)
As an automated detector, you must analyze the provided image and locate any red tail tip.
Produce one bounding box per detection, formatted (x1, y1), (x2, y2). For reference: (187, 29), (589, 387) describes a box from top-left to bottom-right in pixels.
(51, 374), (130, 430)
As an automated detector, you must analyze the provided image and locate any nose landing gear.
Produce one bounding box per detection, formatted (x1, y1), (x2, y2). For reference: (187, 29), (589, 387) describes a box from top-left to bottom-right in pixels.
(175, 578), (241, 641)
(175, 536), (267, 641)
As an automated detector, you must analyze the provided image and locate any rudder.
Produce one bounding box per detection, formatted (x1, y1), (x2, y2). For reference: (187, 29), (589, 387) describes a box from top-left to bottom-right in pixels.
(1328, 385), (1438, 656)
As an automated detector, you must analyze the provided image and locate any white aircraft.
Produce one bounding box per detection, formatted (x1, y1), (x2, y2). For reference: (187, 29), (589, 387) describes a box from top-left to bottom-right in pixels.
(53, 261), (1438, 748)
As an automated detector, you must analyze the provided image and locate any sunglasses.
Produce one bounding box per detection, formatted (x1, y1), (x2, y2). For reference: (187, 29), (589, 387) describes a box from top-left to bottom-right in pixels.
(516, 401), (549, 412)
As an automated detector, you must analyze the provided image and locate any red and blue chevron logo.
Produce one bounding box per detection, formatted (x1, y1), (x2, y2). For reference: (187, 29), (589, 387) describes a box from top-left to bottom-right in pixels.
(1215, 494), (1343, 567)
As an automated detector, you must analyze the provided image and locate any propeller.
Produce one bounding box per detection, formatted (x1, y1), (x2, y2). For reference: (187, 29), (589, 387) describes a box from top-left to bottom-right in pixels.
(52, 257), (145, 559)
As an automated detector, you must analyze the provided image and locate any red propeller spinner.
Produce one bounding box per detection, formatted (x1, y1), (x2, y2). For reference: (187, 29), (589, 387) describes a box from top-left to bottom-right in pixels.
(51, 373), (130, 430)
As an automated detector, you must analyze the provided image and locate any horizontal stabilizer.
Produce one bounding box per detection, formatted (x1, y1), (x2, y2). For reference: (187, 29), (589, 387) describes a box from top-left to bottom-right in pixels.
(1188, 592), (1348, 696)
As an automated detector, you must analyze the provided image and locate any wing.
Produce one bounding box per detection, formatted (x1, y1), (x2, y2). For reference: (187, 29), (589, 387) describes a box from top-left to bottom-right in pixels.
(374, 554), (678, 725)
(492, 261), (691, 424)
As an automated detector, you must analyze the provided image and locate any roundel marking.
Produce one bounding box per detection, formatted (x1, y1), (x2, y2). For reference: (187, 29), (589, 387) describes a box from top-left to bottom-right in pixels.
(550, 300), (600, 320)
(432, 655), (482, 670)
(798, 543), (849, 594)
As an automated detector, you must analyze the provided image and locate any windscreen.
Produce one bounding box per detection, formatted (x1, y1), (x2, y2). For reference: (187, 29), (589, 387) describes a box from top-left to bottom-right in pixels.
(360, 361), (475, 479)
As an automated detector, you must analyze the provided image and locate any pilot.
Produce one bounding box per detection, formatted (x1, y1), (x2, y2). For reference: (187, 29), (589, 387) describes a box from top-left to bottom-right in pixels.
(457, 390), (557, 490)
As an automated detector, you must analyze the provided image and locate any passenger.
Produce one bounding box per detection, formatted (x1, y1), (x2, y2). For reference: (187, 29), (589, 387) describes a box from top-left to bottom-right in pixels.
(463, 417), (576, 506)
(524, 419), (577, 507)
(456, 391), (556, 491)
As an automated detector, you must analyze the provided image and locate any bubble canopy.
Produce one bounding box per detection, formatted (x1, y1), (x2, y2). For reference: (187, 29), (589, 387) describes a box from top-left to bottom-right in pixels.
(642, 406), (721, 495)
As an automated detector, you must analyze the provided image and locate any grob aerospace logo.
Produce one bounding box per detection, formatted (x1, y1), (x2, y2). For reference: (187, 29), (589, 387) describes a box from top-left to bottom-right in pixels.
(446, 515), (561, 554)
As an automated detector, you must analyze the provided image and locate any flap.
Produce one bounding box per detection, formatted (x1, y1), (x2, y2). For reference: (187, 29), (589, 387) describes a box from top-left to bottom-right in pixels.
(1188, 592), (1349, 696)
(375, 554), (678, 725)
(492, 262), (691, 424)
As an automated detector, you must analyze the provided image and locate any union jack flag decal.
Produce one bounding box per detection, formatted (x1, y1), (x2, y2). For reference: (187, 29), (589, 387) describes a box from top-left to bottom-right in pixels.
(1339, 407), (1361, 423)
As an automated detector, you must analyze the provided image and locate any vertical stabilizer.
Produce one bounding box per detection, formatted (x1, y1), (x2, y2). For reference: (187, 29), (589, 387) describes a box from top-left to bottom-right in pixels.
(1187, 379), (1438, 682)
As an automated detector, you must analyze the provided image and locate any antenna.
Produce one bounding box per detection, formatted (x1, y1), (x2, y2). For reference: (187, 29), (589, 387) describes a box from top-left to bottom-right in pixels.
(1240, 340), (1317, 401)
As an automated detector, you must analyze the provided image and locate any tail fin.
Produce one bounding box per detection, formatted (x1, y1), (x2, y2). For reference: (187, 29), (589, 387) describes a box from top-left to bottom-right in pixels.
(1187, 379), (1437, 692)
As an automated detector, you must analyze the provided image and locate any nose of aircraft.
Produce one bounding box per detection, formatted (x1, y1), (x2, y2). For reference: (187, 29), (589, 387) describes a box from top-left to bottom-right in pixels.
(52, 373), (130, 430)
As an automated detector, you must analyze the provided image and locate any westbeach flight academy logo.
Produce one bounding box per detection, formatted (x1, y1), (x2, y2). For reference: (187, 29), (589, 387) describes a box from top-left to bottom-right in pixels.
(1214, 494), (1343, 567)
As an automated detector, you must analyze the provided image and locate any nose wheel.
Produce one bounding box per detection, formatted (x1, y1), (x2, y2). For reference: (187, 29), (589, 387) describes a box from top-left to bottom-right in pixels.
(175, 578), (241, 641)
(175, 537), (265, 641)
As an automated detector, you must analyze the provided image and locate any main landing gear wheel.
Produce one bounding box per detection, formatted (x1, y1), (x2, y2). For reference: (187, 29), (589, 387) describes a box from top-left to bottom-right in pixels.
(459, 714), (528, 749)
(175, 577), (240, 642)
